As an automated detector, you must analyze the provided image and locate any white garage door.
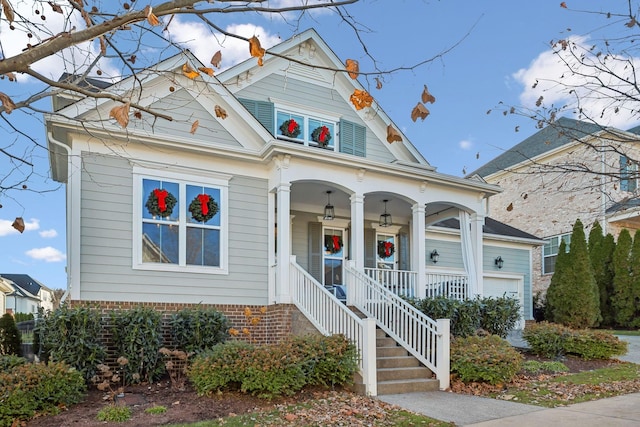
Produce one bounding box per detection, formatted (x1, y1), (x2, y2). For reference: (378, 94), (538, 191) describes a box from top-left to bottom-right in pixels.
(484, 276), (524, 330)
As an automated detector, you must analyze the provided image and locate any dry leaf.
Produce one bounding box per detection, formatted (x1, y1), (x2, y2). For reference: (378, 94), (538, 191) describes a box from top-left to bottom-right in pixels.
(109, 102), (130, 128)
(2, 0), (14, 23)
(4, 72), (16, 82)
(0, 92), (16, 113)
(198, 67), (214, 77)
(182, 62), (200, 79)
(129, 55), (136, 63)
(12, 217), (25, 233)
(345, 59), (359, 79)
(350, 89), (373, 110)
(190, 120), (199, 134)
(410, 103), (430, 122)
(211, 50), (222, 68)
(626, 17), (636, 28)
(506, 202), (514, 212)
(144, 5), (160, 26)
(375, 77), (383, 90)
(421, 85), (436, 104)
(515, 126), (520, 132)
(134, 111), (142, 119)
(560, 2), (567, 8)
(536, 96), (543, 107)
(386, 124), (402, 143)
(476, 152), (480, 159)
(249, 36), (265, 66)
(49, 2), (63, 13)
(99, 36), (107, 55)
(214, 105), (227, 119)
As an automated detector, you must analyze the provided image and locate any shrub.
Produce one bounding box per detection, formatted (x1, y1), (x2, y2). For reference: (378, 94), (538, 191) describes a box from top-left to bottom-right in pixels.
(110, 307), (163, 384)
(0, 361), (86, 426)
(169, 307), (229, 353)
(522, 322), (571, 358)
(0, 314), (22, 356)
(188, 335), (358, 399)
(0, 355), (26, 372)
(96, 405), (132, 422)
(12, 313), (34, 323)
(479, 296), (521, 338)
(36, 306), (105, 381)
(451, 335), (523, 385)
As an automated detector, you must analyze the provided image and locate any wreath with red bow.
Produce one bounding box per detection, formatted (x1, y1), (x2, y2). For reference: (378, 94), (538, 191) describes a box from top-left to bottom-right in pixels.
(146, 188), (177, 218)
(189, 194), (219, 222)
(377, 240), (395, 259)
(279, 119), (301, 138)
(324, 235), (343, 254)
(311, 125), (332, 146)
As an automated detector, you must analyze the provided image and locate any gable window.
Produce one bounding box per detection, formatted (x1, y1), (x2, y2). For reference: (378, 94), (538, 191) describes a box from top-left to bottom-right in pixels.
(133, 169), (228, 274)
(542, 233), (571, 275)
(620, 155), (638, 192)
(276, 108), (336, 150)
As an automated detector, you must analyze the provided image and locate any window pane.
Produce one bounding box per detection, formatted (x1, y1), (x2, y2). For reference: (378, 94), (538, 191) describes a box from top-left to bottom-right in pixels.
(142, 223), (178, 263)
(142, 179), (179, 221)
(276, 111), (304, 139)
(324, 230), (344, 257)
(186, 227), (220, 267)
(543, 255), (556, 274)
(324, 258), (342, 286)
(308, 119), (335, 148)
(186, 185), (221, 226)
(377, 235), (395, 266)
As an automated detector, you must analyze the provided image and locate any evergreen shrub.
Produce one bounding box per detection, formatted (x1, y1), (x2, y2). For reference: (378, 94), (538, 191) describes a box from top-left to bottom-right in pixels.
(0, 313), (22, 356)
(450, 334), (523, 385)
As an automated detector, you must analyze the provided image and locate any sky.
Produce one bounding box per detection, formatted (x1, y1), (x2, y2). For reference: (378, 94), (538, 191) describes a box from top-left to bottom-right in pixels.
(1, 0), (637, 292)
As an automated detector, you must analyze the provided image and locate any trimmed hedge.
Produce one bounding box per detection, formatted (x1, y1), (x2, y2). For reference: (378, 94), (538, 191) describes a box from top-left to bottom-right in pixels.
(451, 334), (523, 385)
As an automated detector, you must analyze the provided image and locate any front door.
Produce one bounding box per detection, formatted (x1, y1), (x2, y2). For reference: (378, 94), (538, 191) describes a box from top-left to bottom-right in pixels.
(376, 232), (395, 270)
(323, 227), (346, 287)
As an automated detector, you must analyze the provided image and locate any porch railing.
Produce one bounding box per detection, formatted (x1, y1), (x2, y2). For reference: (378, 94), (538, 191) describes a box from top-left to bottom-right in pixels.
(425, 272), (469, 300)
(364, 268), (417, 298)
(346, 263), (450, 390)
(289, 258), (377, 396)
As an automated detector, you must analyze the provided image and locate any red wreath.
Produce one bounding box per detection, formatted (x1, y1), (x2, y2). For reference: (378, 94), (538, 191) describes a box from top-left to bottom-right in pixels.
(325, 235), (343, 254)
(377, 240), (395, 259)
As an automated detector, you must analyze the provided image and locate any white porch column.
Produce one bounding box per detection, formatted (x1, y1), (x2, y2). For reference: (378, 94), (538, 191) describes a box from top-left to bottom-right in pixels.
(412, 203), (426, 299)
(276, 182), (292, 304)
(470, 213), (485, 296)
(350, 193), (365, 269)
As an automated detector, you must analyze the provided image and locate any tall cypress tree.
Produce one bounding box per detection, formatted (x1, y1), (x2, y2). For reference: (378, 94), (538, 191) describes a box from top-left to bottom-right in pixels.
(612, 229), (634, 328)
(588, 221), (615, 326)
(546, 219), (600, 328)
(546, 240), (570, 324)
(630, 230), (640, 328)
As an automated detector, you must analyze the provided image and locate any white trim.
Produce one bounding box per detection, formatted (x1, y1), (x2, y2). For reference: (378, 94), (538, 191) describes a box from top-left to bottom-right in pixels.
(132, 167), (230, 275)
(371, 223), (402, 234)
(270, 97), (341, 123)
(317, 216), (350, 228)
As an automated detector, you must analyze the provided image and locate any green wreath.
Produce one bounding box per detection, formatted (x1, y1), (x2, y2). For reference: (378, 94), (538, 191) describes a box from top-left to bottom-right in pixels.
(146, 189), (177, 218)
(279, 119), (301, 138)
(324, 235), (343, 254)
(377, 240), (395, 259)
(311, 125), (332, 146)
(189, 194), (219, 222)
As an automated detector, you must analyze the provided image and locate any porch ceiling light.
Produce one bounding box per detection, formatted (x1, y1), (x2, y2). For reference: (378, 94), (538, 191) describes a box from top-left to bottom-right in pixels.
(495, 256), (504, 269)
(323, 190), (335, 220)
(379, 199), (392, 227)
(430, 249), (439, 264)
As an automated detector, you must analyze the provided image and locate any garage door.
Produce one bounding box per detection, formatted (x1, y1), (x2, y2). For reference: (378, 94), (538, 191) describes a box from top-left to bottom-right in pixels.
(484, 276), (524, 330)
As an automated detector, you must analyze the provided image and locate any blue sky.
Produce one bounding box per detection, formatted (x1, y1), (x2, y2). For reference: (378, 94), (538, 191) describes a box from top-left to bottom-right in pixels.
(0, 0), (636, 291)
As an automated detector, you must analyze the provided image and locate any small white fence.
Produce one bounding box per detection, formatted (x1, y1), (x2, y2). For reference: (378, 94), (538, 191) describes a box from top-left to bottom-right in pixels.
(364, 268), (417, 298)
(425, 272), (469, 300)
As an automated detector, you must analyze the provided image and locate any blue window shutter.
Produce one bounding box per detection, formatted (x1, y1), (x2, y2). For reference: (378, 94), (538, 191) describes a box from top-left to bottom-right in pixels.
(340, 119), (366, 157)
(621, 155), (629, 192)
(238, 98), (274, 135)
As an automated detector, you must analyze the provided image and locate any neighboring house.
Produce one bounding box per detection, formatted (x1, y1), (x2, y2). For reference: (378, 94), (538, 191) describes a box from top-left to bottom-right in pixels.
(0, 274), (55, 314)
(45, 29), (539, 395)
(470, 117), (640, 296)
(0, 277), (14, 315)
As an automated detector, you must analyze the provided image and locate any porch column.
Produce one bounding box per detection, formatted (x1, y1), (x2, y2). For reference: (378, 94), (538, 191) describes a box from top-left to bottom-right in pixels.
(470, 213), (484, 296)
(350, 193), (365, 269)
(412, 203), (426, 299)
(276, 182), (292, 304)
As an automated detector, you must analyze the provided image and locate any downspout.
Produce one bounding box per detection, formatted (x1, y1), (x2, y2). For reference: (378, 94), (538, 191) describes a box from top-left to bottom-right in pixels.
(47, 131), (71, 303)
(600, 138), (607, 234)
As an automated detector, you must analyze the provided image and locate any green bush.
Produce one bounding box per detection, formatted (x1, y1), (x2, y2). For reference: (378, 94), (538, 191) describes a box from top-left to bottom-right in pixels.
(451, 334), (523, 385)
(169, 307), (230, 353)
(12, 313), (34, 323)
(523, 322), (628, 360)
(188, 335), (358, 399)
(36, 306), (105, 381)
(0, 355), (26, 372)
(96, 405), (132, 422)
(110, 307), (164, 384)
(0, 361), (86, 426)
(479, 297), (521, 338)
(0, 314), (22, 356)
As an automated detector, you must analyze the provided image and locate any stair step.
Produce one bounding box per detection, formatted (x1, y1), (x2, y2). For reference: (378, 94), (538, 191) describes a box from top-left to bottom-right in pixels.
(376, 336), (397, 347)
(377, 378), (440, 395)
(377, 366), (432, 382)
(377, 356), (421, 369)
(376, 346), (409, 357)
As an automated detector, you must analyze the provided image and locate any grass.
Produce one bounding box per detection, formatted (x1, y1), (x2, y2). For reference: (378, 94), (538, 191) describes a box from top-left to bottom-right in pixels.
(609, 329), (640, 336)
(145, 405), (168, 414)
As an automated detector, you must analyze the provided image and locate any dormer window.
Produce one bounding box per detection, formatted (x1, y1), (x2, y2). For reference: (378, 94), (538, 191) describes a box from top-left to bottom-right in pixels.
(276, 109), (336, 150)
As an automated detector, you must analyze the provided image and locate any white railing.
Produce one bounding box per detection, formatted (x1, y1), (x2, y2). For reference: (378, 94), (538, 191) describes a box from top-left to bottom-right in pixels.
(425, 272), (469, 300)
(364, 268), (417, 298)
(289, 259), (377, 396)
(346, 263), (450, 390)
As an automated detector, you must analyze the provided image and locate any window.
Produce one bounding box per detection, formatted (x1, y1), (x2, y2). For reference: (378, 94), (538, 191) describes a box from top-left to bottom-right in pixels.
(276, 108), (337, 150)
(620, 155), (638, 192)
(542, 233), (571, 275)
(133, 169), (228, 274)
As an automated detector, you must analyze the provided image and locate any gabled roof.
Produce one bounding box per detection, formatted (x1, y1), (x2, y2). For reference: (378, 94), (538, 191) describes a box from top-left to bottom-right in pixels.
(470, 117), (603, 178)
(433, 217), (543, 243)
(0, 274), (51, 297)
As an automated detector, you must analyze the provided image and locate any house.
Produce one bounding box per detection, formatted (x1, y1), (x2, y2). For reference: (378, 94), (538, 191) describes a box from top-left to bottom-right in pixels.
(45, 29), (539, 395)
(0, 274), (55, 314)
(0, 277), (14, 315)
(470, 117), (640, 296)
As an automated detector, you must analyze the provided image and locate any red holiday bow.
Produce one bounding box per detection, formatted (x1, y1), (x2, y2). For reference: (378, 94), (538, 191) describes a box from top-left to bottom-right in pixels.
(384, 241), (393, 257)
(288, 119), (297, 133)
(154, 189), (168, 212)
(332, 235), (341, 251)
(197, 194), (210, 215)
(319, 126), (329, 142)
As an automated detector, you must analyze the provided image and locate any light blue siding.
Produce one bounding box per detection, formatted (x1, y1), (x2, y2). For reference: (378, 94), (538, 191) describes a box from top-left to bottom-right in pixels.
(483, 245), (532, 320)
(425, 239), (464, 270)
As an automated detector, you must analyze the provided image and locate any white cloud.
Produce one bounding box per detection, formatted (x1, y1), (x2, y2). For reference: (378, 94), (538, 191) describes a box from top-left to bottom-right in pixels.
(25, 246), (66, 263)
(0, 218), (40, 236)
(39, 229), (58, 238)
(459, 139), (473, 150)
(512, 35), (640, 128)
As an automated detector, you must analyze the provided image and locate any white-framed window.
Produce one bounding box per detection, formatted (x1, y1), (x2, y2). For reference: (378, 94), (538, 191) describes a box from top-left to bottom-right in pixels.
(542, 233), (571, 275)
(620, 155), (638, 192)
(275, 107), (337, 150)
(133, 168), (229, 274)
